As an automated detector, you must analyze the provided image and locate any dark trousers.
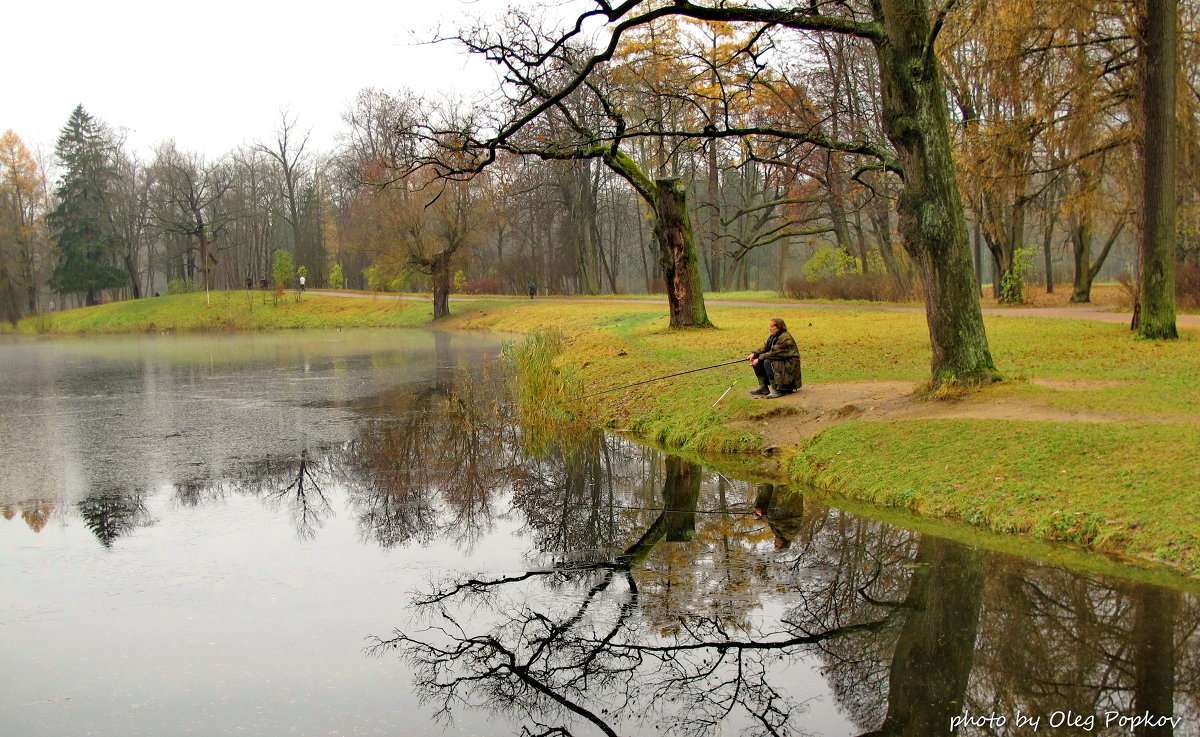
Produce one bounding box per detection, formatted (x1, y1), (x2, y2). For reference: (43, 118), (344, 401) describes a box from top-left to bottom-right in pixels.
(753, 358), (799, 391)
(752, 360), (775, 386)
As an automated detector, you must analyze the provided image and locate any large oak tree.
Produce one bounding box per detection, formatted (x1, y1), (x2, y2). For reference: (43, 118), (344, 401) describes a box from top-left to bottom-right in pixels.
(456, 0), (1000, 386)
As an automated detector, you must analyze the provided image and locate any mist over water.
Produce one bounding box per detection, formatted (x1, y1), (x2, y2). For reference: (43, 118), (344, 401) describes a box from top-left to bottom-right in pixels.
(1, 330), (1196, 736)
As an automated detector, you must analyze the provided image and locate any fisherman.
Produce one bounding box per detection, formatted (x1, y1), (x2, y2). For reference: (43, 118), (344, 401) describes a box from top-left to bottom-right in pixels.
(747, 317), (801, 398)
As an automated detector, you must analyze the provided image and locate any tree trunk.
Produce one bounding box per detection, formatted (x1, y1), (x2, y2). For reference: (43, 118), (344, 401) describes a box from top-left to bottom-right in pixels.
(871, 195), (907, 287)
(1135, 0), (1179, 339)
(853, 209), (873, 274)
(704, 136), (723, 291)
(431, 251), (451, 319)
(1071, 221), (1094, 302)
(1042, 208), (1057, 293)
(1132, 583), (1177, 737)
(873, 537), (988, 736)
(653, 178), (713, 329)
(874, 0), (1000, 385)
(973, 219), (984, 296)
(827, 159), (858, 269)
(124, 254), (142, 299)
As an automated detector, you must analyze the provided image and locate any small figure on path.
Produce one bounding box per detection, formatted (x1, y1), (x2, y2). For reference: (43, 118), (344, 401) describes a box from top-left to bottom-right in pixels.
(747, 317), (801, 399)
(299, 274), (306, 292)
(528, 282), (536, 299)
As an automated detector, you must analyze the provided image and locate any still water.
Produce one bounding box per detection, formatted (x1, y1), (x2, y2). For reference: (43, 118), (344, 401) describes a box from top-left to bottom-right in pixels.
(1, 330), (1197, 737)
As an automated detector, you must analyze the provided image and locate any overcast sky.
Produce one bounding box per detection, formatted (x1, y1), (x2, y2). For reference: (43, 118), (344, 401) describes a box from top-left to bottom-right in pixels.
(3, 0), (529, 161)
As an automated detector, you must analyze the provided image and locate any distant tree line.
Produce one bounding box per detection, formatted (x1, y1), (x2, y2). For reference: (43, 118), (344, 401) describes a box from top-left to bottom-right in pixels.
(1, 0), (1195, 340)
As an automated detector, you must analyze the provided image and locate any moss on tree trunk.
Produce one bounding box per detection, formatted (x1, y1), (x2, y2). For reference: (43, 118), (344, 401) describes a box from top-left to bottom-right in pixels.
(875, 0), (1001, 386)
(653, 178), (714, 329)
(1136, 0), (1179, 340)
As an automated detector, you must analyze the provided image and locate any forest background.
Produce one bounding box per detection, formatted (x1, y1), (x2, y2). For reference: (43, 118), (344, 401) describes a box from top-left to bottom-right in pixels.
(1, 0), (1198, 329)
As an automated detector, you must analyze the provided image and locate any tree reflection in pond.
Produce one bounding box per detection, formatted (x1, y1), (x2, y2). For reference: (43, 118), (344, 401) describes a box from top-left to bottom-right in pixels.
(371, 463), (911, 737)
(77, 487), (154, 547)
(18, 339), (1197, 737)
(370, 455), (1200, 737)
(339, 353), (516, 552)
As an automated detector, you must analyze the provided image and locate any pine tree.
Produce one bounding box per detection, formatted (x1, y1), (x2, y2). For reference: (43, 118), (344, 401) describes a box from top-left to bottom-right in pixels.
(48, 105), (127, 306)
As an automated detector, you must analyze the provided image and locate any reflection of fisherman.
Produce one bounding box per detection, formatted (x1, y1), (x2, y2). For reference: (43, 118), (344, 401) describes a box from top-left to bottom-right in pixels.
(752, 484), (805, 550)
(747, 317), (801, 399)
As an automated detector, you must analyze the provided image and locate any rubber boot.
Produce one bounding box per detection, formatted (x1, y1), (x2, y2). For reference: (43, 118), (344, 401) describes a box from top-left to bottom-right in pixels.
(749, 377), (770, 396)
(766, 385), (782, 399)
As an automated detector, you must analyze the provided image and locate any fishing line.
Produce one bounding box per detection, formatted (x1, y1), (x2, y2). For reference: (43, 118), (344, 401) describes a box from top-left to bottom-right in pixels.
(561, 357), (746, 402)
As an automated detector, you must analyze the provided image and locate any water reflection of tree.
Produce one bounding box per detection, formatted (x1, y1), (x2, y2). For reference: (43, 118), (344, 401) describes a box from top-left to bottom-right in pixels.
(373, 464), (907, 736)
(511, 430), (655, 564)
(77, 488), (154, 547)
(339, 357), (517, 552)
(376, 469), (1200, 737)
(167, 448), (339, 540)
(964, 559), (1200, 736)
(2, 498), (57, 533)
(264, 449), (332, 540)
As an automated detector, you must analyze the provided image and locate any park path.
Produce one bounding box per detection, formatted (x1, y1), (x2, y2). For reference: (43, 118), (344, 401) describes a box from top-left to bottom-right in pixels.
(306, 290), (1200, 329)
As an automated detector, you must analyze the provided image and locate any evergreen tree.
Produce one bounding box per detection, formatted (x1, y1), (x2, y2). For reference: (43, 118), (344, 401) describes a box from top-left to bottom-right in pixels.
(48, 105), (127, 305)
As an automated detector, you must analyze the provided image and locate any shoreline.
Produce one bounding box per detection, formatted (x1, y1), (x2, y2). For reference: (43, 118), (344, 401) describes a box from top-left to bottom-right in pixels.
(7, 291), (1200, 581)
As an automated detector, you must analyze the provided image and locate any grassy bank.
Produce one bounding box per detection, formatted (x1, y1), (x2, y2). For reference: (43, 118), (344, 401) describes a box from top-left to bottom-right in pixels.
(9, 291), (1200, 577)
(450, 299), (1200, 577)
(2, 290), (491, 333)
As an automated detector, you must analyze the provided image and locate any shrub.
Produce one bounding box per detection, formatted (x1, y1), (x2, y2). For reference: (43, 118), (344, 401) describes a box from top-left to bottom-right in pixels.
(1178, 262), (1200, 311)
(329, 264), (345, 290)
(272, 250), (295, 290)
(462, 276), (507, 294)
(1116, 265), (1200, 312)
(167, 278), (191, 296)
(784, 272), (914, 302)
(803, 246), (858, 280)
(999, 247), (1034, 304)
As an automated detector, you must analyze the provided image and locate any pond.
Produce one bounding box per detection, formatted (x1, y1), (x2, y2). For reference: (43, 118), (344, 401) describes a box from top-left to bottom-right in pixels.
(1, 330), (1197, 737)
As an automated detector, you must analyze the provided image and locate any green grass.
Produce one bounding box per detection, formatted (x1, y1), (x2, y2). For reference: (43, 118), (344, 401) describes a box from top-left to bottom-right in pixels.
(4, 291), (507, 334)
(793, 421), (1200, 567)
(8, 290), (1199, 577)
(465, 300), (1200, 576)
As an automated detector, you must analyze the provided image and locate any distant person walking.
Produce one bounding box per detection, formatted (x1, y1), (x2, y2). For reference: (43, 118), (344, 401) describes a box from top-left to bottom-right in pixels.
(747, 317), (801, 399)
(299, 274), (306, 291)
(528, 283), (536, 299)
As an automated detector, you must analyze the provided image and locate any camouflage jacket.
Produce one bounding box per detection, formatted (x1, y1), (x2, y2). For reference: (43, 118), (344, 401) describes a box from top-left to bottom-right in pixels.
(753, 331), (801, 390)
(752, 330), (799, 360)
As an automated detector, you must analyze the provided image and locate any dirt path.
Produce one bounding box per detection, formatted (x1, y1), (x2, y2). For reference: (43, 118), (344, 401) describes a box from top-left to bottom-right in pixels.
(307, 290), (1200, 329)
(731, 378), (1199, 449)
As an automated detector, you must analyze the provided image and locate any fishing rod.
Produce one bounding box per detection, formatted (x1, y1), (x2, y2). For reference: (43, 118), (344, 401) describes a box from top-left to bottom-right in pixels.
(564, 358), (746, 402)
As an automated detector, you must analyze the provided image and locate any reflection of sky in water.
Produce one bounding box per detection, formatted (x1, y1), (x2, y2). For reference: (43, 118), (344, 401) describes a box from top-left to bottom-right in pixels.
(0, 330), (528, 737)
(1, 331), (1198, 737)
(0, 331), (464, 507)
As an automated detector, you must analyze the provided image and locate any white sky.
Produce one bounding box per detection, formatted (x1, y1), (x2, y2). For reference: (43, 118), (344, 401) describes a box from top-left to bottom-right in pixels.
(3, 0), (532, 161)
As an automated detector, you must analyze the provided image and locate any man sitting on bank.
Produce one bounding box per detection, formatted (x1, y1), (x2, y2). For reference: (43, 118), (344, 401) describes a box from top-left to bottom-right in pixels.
(748, 317), (802, 399)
